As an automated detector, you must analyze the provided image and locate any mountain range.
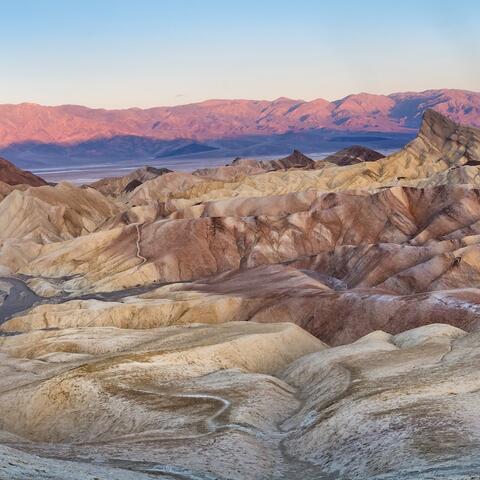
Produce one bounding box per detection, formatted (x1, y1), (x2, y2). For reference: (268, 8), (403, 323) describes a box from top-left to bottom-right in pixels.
(1, 88), (479, 167)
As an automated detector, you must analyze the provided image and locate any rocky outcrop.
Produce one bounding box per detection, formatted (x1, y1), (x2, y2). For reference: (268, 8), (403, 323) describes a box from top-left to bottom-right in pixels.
(0, 156), (46, 186)
(230, 149), (315, 170)
(318, 145), (384, 166)
(191, 150), (315, 182)
(89, 165), (172, 196)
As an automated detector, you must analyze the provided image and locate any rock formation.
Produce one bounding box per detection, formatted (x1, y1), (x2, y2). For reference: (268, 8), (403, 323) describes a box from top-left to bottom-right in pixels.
(318, 145), (384, 166)
(1, 322), (479, 479)
(229, 149), (315, 170)
(0, 156), (46, 187)
(90, 166), (173, 197)
(191, 150), (314, 183)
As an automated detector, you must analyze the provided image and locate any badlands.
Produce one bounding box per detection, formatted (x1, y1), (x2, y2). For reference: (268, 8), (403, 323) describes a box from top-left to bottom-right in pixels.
(1, 109), (480, 478)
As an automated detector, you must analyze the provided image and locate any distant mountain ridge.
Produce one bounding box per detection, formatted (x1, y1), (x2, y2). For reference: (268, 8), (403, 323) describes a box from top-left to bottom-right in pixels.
(1, 89), (479, 145)
(1, 89), (479, 167)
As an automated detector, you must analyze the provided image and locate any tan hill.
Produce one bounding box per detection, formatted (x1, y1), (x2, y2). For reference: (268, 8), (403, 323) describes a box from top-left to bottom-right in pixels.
(230, 149), (315, 170)
(191, 149), (314, 182)
(89, 165), (172, 196)
(0, 182), (119, 243)
(1, 321), (479, 479)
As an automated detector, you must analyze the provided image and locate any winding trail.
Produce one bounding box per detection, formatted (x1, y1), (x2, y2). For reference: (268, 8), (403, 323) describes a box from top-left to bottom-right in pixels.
(132, 389), (258, 439)
(134, 223), (148, 269)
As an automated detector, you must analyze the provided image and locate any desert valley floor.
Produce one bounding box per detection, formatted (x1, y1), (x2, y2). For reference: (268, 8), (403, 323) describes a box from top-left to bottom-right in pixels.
(2, 109), (480, 479)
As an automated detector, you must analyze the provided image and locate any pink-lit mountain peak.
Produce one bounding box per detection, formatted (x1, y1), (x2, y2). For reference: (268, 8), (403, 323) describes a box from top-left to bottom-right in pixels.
(0, 89), (479, 147)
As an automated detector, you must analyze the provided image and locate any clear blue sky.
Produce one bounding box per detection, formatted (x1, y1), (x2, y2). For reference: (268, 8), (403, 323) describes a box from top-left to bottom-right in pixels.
(1, 0), (479, 108)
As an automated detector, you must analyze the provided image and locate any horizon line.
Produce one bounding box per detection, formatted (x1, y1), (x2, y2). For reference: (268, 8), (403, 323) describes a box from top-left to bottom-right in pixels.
(1, 87), (478, 112)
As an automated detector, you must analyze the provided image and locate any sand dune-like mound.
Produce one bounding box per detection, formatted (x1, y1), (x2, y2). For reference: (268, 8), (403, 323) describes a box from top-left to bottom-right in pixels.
(192, 150), (315, 183)
(0, 181), (15, 201)
(1, 322), (479, 479)
(230, 149), (315, 171)
(281, 324), (480, 479)
(0, 182), (120, 243)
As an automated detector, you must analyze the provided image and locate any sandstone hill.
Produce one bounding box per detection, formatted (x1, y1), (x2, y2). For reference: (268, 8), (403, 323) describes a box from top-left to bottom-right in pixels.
(0, 156), (46, 187)
(0, 156), (47, 201)
(90, 165), (173, 197)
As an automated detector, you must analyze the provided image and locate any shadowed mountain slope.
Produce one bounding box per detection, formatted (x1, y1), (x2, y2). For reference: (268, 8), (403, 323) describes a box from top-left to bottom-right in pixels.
(0, 89), (479, 166)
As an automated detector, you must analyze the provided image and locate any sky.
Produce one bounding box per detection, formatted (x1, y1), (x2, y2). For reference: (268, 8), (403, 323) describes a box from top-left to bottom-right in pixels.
(1, 0), (479, 108)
